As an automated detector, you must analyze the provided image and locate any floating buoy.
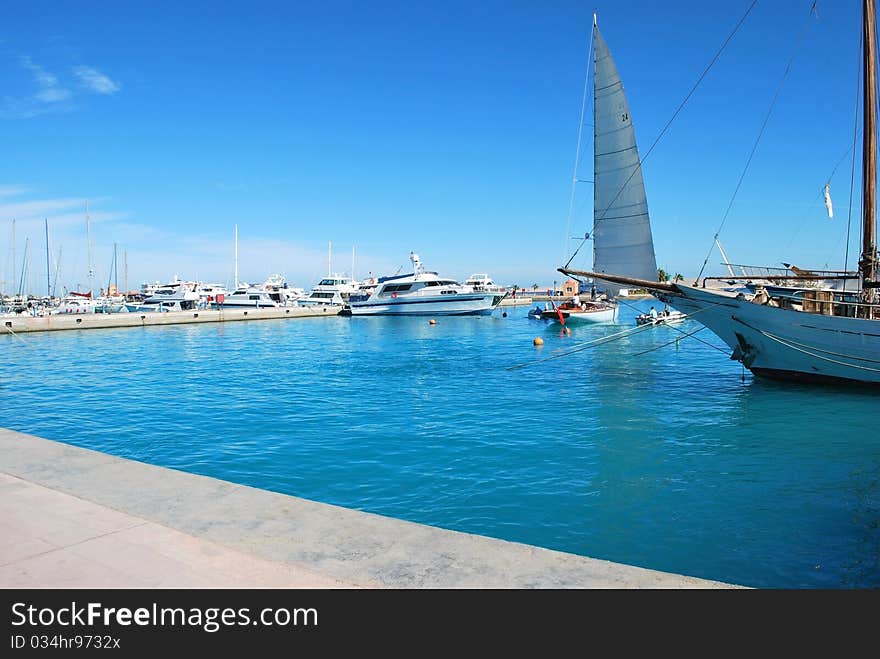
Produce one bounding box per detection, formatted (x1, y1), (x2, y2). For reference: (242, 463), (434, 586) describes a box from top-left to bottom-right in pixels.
(533, 337), (544, 346)
(502, 311), (507, 317)
(429, 319), (436, 325)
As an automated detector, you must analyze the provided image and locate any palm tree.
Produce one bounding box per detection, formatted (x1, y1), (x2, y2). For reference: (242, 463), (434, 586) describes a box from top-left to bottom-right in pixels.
(673, 273), (684, 282)
(657, 268), (668, 282)
(532, 283), (539, 293)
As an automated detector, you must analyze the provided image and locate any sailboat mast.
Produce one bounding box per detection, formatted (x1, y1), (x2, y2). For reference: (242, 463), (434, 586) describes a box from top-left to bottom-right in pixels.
(234, 224), (239, 288)
(328, 241), (332, 277)
(18, 238), (28, 297)
(124, 250), (128, 295)
(86, 201), (94, 297)
(861, 0), (878, 304)
(45, 219), (50, 297)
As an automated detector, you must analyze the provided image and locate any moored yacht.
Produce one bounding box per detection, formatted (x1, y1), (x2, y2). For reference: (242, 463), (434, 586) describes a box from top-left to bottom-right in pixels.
(463, 273), (507, 294)
(125, 279), (200, 312)
(298, 274), (358, 308)
(347, 252), (506, 316)
(216, 283), (281, 308)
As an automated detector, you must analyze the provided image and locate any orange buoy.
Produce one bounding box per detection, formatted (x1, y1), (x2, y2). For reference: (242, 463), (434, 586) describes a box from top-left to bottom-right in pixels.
(533, 337), (544, 346)
(429, 319), (436, 325)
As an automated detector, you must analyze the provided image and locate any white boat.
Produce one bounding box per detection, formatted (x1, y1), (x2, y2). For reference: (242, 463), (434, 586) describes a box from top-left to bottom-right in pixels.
(561, 2), (880, 386)
(555, 14), (658, 325)
(217, 284), (281, 308)
(298, 274), (358, 308)
(540, 299), (618, 325)
(462, 273), (507, 294)
(347, 252), (506, 316)
(51, 292), (98, 315)
(94, 295), (129, 314)
(125, 279), (200, 313)
(197, 282), (228, 307)
(636, 307), (687, 326)
(262, 274), (304, 305)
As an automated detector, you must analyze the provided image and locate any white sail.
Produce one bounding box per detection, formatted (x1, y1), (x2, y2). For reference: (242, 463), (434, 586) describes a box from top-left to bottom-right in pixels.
(592, 24), (657, 291)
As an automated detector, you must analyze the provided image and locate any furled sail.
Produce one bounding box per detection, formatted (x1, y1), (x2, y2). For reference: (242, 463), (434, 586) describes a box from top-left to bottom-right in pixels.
(592, 24), (658, 290)
(824, 182), (834, 219)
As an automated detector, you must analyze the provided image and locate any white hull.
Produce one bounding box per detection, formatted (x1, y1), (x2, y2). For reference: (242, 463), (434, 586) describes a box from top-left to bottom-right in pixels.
(349, 293), (504, 316)
(544, 304), (618, 325)
(659, 285), (880, 384)
(636, 311), (686, 325)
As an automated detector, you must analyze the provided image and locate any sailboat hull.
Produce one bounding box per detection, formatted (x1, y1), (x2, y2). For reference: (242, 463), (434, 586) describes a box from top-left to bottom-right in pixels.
(541, 304), (618, 325)
(660, 285), (880, 385)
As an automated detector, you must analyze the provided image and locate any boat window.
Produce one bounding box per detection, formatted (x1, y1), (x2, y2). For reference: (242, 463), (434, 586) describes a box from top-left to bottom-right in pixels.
(249, 295), (260, 300)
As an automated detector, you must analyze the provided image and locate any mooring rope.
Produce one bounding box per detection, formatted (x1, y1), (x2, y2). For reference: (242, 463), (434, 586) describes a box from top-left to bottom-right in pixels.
(3, 323), (28, 344)
(507, 297), (730, 370)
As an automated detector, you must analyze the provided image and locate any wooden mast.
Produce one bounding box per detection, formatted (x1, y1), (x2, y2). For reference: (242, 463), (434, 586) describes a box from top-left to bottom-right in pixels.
(861, 0), (878, 306)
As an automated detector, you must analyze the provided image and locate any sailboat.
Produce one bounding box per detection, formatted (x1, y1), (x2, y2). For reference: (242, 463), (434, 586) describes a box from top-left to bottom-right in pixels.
(547, 15), (657, 326)
(561, 0), (880, 386)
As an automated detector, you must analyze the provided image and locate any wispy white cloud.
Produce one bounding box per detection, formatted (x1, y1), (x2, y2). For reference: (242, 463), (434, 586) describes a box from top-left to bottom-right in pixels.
(19, 55), (71, 103)
(73, 65), (120, 95)
(0, 185), (29, 198)
(2, 56), (120, 118)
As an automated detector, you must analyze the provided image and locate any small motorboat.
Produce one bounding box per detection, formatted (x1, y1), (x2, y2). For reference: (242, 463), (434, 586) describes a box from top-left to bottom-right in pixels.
(636, 307), (687, 326)
(528, 305), (546, 320)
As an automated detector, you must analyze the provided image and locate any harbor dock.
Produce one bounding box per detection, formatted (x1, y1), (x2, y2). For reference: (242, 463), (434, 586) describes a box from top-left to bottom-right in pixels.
(0, 428), (741, 588)
(2, 305), (341, 335)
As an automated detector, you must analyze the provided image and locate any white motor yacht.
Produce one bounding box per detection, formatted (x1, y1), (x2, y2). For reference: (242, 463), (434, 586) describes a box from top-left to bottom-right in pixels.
(125, 279), (200, 312)
(216, 283), (280, 308)
(298, 274), (358, 308)
(347, 253), (506, 316)
(463, 273), (507, 294)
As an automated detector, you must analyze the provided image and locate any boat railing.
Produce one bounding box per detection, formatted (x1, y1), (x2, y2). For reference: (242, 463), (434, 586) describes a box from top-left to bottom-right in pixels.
(746, 286), (880, 319)
(702, 273), (859, 287)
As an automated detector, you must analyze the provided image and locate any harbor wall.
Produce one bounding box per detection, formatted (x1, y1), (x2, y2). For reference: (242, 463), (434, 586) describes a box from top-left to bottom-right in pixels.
(0, 428), (741, 588)
(1, 305), (341, 334)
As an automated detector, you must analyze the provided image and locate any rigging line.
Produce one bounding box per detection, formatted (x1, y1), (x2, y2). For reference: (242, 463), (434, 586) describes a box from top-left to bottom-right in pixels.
(569, 0), (759, 268)
(617, 298), (727, 355)
(631, 325), (709, 357)
(752, 328), (880, 372)
(696, 1), (817, 282)
(613, 296), (730, 353)
(505, 322), (658, 370)
(563, 25), (595, 265)
(506, 296), (731, 370)
(732, 315), (880, 364)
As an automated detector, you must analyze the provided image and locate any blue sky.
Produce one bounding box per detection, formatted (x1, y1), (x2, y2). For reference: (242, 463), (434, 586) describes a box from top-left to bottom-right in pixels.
(0, 0), (868, 295)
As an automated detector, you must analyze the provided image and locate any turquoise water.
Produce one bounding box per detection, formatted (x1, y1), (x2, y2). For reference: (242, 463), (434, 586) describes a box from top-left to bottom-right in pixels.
(2, 301), (878, 588)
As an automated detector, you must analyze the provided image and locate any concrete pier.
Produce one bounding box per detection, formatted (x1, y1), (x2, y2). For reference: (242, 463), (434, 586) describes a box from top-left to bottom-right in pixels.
(0, 428), (741, 588)
(1, 305), (341, 335)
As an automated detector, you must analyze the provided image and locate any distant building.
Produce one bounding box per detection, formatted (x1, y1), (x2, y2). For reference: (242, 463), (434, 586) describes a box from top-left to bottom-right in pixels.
(561, 279), (580, 297)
